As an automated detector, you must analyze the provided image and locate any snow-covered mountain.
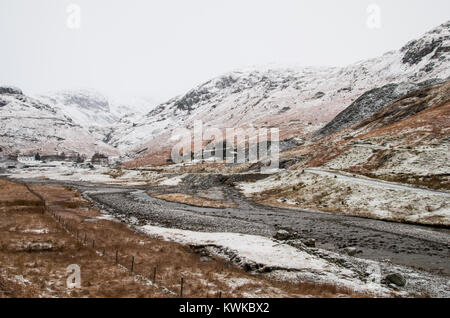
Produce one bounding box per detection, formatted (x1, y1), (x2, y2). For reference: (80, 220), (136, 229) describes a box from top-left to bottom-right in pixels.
(36, 89), (118, 128)
(0, 87), (119, 157)
(32, 90), (158, 155)
(1, 21), (448, 164)
(36, 89), (158, 128)
(109, 96), (159, 118)
(115, 21), (449, 166)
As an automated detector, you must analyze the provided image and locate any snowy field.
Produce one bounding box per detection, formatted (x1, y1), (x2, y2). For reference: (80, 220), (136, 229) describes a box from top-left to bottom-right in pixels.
(139, 225), (450, 297)
(0, 161), (171, 186)
(237, 169), (450, 226)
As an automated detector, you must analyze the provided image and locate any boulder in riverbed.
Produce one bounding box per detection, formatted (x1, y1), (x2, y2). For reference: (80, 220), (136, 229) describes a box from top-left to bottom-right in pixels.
(344, 247), (358, 256)
(274, 230), (291, 240)
(303, 238), (316, 247)
(386, 273), (406, 287)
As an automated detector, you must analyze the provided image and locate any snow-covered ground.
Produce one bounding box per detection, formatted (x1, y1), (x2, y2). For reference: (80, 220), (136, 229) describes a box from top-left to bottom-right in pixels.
(159, 174), (185, 186)
(139, 225), (390, 295)
(3, 161), (448, 296)
(1, 161), (158, 186)
(138, 224), (450, 297)
(0, 161), (192, 187)
(323, 143), (450, 177)
(237, 169), (450, 226)
(305, 168), (450, 195)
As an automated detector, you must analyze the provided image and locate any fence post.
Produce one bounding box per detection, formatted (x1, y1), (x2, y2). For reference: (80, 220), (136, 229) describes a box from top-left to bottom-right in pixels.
(153, 266), (157, 283)
(84, 234), (87, 244)
(115, 249), (118, 264)
(180, 277), (184, 298)
(131, 256), (134, 272)
(92, 240), (95, 249)
(218, 291), (222, 298)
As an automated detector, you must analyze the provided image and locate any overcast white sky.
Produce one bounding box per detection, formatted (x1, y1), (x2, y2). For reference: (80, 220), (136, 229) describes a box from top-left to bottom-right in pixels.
(0, 0), (449, 101)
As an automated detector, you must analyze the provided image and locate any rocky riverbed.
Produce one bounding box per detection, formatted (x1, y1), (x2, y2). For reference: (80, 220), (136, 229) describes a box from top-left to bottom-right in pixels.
(7, 175), (450, 296)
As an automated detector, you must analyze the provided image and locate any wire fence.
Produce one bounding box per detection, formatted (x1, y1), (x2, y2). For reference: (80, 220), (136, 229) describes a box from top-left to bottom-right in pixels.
(22, 183), (224, 298)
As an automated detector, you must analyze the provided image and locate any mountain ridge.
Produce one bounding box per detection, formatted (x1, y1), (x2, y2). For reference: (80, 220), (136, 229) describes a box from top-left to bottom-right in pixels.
(120, 21), (449, 166)
(1, 21), (449, 163)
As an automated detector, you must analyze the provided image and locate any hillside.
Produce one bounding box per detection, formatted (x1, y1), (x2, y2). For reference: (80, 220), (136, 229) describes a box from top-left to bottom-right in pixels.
(1, 21), (448, 164)
(296, 80), (450, 183)
(36, 89), (118, 128)
(237, 80), (450, 226)
(0, 87), (119, 157)
(118, 21), (449, 166)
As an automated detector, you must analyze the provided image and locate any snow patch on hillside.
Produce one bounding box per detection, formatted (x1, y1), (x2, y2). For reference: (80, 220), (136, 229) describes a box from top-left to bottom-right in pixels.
(237, 169), (450, 226)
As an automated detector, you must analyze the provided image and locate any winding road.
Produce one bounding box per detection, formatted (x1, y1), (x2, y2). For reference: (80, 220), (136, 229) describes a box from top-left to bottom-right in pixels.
(305, 168), (450, 196)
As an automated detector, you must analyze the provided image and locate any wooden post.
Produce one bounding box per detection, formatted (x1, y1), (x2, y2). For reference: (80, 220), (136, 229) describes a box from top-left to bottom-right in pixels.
(180, 277), (184, 298)
(131, 256), (134, 272)
(115, 249), (118, 264)
(92, 240), (95, 249)
(218, 291), (222, 298)
(84, 234), (87, 244)
(153, 266), (156, 283)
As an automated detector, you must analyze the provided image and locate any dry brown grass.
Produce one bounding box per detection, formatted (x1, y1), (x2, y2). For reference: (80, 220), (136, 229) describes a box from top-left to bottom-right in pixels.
(105, 169), (126, 179)
(0, 178), (365, 298)
(154, 193), (236, 209)
(0, 179), (168, 298)
(361, 173), (450, 191)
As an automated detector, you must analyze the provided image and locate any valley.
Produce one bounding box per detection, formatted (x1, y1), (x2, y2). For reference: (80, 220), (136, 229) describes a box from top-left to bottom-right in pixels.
(0, 21), (449, 298)
(3, 174), (448, 297)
